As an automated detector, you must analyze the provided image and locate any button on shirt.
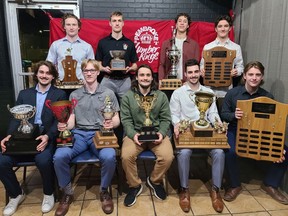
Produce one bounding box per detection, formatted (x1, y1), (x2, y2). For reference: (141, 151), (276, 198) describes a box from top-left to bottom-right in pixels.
(47, 37), (95, 81)
(200, 38), (244, 98)
(170, 83), (220, 126)
(34, 84), (50, 126)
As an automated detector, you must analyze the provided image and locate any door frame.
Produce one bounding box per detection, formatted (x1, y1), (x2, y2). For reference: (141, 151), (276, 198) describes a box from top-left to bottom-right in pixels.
(4, 0), (80, 99)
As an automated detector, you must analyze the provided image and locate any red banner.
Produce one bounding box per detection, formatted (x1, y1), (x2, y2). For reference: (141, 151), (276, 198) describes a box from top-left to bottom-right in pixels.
(50, 19), (234, 72)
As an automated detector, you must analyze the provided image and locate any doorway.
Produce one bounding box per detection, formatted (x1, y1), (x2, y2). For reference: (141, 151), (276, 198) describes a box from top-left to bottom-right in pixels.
(4, 0), (80, 99)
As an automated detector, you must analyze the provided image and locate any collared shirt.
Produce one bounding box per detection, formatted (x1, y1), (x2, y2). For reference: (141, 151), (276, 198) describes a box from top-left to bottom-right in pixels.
(200, 38), (244, 98)
(46, 36), (94, 81)
(69, 83), (119, 130)
(95, 34), (138, 77)
(34, 84), (50, 125)
(170, 83), (220, 126)
(221, 85), (273, 128)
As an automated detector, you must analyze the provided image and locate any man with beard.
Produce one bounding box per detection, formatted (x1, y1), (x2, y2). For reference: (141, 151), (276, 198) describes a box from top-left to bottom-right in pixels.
(158, 13), (199, 81)
(170, 59), (225, 213)
(120, 64), (174, 207)
(95, 11), (138, 100)
(0, 61), (67, 216)
(47, 13), (94, 83)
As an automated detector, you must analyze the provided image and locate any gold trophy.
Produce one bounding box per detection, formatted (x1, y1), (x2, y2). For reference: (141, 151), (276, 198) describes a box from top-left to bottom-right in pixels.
(190, 91), (214, 137)
(93, 96), (119, 149)
(159, 28), (182, 90)
(5, 104), (41, 154)
(109, 50), (126, 71)
(135, 94), (158, 142)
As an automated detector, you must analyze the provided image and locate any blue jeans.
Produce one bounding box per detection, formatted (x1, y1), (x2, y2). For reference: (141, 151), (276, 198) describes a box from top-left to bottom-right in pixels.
(177, 148), (224, 188)
(53, 129), (116, 190)
(0, 142), (55, 198)
(226, 126), (288, 188)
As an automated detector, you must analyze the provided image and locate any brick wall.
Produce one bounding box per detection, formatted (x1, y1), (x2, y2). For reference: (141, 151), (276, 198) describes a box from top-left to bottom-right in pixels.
(81, 0), (232, 21)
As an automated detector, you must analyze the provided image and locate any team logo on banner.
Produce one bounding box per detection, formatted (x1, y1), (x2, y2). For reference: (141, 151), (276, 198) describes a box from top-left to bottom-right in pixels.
(134, 26), (160, 64)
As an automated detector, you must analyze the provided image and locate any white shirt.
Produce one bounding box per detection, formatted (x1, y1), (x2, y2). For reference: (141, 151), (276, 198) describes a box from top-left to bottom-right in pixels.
(200, 38), (244, 98)
(175, 37), (185, 80)
(169, 83), (220, 126)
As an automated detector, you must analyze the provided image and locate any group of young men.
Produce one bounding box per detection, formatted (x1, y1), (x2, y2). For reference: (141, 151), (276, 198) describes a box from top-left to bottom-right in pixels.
(1, 10), (287, 216)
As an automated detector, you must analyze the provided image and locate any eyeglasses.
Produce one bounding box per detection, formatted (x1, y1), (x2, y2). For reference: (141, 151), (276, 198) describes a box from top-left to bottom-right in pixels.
(82, 69), (97, 74)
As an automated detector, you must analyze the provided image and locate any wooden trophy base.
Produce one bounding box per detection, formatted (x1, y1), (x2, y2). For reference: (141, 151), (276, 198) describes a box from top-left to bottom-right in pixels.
(191, 123), (214, 137)
(138, 126), (158, 142)
(110, 60), (126, 71)
(159, 79), (182, 90)
(93, 131), (119, 149)
(174, 131), (229, 149)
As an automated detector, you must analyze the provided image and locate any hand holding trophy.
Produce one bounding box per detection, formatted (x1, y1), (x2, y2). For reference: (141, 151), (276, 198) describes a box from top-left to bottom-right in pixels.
(93, 95), (119, 149)
(135, 94), (159, 142)
(45, 99), (77, 147)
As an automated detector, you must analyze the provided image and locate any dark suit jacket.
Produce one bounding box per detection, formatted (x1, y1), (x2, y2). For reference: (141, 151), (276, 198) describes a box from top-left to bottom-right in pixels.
(7, 85), (67, 141)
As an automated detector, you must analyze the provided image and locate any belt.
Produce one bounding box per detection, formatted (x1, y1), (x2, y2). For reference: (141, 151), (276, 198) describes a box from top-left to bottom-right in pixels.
(104, 74), (129, 80)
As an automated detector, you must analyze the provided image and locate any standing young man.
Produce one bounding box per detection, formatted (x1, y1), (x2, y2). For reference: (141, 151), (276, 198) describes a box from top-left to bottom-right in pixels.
(53, 59), (120, 215)
(221, 61), (288, 204)
(0, 61), (67, 216)
(170, 59), (225, 213)
(158, 13), (199, 81)
(121, 64), (174, 207)
(95, 11), (138, 100)
(200, 15), (244, 100)
(47, 13), (94, 82)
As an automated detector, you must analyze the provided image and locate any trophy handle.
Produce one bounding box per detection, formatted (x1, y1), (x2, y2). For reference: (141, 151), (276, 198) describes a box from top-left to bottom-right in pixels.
(7, 104), (11, 111)
(71, 98), (78, 109)
(45, 100), (52, 109)
(28, 106), (36, 119)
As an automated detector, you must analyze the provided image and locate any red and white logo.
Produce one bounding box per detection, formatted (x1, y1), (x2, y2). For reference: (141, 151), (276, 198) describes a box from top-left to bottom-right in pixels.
(134, 26), (160, 64)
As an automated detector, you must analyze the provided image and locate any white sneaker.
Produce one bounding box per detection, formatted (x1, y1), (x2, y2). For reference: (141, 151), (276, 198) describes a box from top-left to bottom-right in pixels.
(41, 194), (55, 213)
(3, 192), (25, 216)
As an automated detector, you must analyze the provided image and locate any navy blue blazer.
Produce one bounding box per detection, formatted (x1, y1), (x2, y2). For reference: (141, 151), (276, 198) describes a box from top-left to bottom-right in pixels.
(7, 85), (67, 140)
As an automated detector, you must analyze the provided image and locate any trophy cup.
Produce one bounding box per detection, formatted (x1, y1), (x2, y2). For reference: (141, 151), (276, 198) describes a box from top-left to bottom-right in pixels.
(45, 99), (77, 147)
(190, 91), (215, 137)
(159, 28), (182, 90)
(5, 104), (41, 154)
(93, 96), (119, 149)
(135, 94), (159, 142)
(109, 50), (126, 71)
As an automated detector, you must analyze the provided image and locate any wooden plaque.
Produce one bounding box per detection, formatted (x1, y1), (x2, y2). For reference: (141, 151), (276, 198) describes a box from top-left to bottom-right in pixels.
(93, 131), (119, 149)
(61, 55), (79, 83)
(174, 130), (229, 149)
(159, 79), (182, 90)
(236, 97), (288, 162)
(203, 46), (236, 87)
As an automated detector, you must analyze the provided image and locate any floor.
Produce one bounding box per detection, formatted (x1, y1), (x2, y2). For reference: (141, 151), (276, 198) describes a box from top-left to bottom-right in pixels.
(1, 156), (288, 216)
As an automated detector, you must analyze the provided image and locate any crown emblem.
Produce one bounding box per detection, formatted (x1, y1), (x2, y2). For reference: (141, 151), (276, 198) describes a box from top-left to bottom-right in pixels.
(140, 32), (152, 44)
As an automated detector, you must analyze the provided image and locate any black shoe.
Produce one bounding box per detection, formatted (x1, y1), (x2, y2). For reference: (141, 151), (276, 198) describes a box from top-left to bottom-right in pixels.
(124, 184), (143, 207)
(146, 177), (167, 200)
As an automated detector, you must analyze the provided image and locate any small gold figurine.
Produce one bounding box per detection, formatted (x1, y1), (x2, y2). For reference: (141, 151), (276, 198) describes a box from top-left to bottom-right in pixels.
(214, 117), (228, 134)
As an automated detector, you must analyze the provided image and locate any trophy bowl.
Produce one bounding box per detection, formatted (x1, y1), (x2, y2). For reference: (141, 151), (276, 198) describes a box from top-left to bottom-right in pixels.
(109, 50), (126, 59)
(192, 91), (215, 129)
(100, 96), (116, 136)
(45, 99), (77, 147)
(7, 104), (36, 134)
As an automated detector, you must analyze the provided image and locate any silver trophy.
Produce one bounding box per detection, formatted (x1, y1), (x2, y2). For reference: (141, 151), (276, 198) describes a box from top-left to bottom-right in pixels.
(109, 50), (126, 70)
(100, 96), (116, 136)
(167, 28), (181, 78)
(7, 104), (36, 134)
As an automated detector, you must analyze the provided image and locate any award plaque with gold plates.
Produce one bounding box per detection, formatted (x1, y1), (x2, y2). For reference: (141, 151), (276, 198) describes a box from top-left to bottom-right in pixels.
(93, 96), (119, 149)
(236, 97), (288, 162)
(202, 46), (236, 87)
(159, 29), (182, 90)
